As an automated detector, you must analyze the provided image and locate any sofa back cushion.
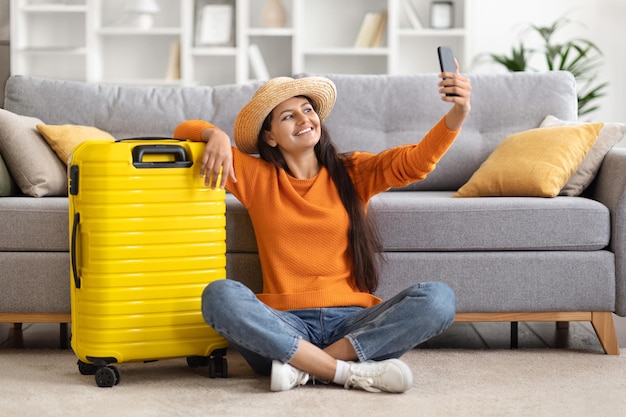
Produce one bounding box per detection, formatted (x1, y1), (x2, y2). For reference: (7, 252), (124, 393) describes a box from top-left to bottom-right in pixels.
(309, 72), (578, 191)
(4, 71), (578, 191)
(4, 75), (263, 141)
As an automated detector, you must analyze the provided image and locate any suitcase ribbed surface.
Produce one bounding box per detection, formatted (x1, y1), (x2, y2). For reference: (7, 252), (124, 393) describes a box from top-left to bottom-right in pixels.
(69, 139), (227, 364)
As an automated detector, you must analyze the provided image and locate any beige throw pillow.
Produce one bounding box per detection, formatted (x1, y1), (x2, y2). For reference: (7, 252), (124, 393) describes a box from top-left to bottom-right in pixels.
(0, 109), (67, 197)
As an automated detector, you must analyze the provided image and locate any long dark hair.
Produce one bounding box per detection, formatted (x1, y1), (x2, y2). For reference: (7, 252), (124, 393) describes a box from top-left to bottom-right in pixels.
(257, 97), (383, 293)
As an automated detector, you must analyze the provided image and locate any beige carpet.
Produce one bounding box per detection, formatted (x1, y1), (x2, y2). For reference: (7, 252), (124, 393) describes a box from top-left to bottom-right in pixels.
(1, 347), (625, 417)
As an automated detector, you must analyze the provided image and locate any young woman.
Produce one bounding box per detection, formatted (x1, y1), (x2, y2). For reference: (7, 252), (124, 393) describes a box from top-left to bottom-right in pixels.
(174, 66), (471, 393)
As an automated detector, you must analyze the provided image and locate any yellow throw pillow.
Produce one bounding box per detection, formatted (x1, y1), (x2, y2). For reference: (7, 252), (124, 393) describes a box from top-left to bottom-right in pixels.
(453, 123), (603, 197)
(37, 124), (115, 164)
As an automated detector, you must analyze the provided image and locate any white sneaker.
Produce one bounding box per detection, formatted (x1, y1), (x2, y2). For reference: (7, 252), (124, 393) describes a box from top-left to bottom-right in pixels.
(270, 360), (310, 392)
(344, 359), (413, 393)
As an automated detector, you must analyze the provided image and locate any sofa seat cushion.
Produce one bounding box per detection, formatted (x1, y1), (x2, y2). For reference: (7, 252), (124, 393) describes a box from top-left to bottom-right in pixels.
(225, 191), (610, 253)
(0, 197), (68, 251)
(372, 191), (609, 251)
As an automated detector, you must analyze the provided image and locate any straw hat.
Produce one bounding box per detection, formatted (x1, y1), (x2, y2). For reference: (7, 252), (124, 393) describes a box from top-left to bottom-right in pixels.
(233, 76), (337, 154)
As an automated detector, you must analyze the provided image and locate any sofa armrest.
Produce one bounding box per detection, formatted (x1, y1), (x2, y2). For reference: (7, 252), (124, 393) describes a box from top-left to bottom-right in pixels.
(589, 147), (626, 316)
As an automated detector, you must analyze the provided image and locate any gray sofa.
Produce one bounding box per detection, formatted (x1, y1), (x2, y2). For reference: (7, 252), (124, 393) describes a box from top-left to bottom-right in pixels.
(1, 72), (624, 354)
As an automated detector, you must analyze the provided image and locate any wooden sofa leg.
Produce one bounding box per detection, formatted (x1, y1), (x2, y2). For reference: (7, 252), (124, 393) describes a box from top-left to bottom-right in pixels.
(456, 312), (620, 355)
(510, 322), (518, 349)
(591, 312), (620, 355)
(60, 323), (69, 349)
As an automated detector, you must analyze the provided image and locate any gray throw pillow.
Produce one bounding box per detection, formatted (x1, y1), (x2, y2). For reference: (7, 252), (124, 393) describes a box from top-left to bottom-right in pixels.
(540, 115), (626, 196)
(0, 152), (16, 196)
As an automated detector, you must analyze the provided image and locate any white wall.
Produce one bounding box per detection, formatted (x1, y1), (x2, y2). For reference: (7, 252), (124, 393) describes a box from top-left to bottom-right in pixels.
(467, 0), (626, 123)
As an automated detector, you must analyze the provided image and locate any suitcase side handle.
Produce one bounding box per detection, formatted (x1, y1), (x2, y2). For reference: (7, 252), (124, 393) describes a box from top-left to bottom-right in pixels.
(132, 144), (193, 168)
(71, 212), (81, 289)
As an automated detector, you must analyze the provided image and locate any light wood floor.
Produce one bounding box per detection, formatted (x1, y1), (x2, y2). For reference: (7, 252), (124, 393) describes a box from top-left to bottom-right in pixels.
(3, 315), (626, 353)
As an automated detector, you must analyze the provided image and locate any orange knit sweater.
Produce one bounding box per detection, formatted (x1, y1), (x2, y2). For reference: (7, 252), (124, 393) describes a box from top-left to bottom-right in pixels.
(174, 117), (459, 310)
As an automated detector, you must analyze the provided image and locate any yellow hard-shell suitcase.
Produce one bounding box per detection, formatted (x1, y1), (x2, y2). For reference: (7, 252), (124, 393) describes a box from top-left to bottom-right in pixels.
(68, 138), (228, 387)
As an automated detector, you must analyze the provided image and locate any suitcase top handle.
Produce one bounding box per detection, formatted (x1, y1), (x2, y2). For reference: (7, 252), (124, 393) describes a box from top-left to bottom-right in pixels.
(131, 144), (193, 169)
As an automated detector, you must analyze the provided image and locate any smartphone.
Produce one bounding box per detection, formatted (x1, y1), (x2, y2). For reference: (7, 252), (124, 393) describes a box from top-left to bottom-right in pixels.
(437, 46), (457, 96)
(438, 46), (456, 73)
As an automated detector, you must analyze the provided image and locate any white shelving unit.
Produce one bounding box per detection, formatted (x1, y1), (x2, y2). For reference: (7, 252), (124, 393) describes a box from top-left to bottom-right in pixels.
(294, 0), (389, 75)
(90, 0), (184, 84)
(186, 0), (242, 86)
(393, 0), (468, 74)
(10, 0), (470, 86)
(295, 0), (469, 75)
(10, 0), (88, 81)
(244, 0), (294, 83)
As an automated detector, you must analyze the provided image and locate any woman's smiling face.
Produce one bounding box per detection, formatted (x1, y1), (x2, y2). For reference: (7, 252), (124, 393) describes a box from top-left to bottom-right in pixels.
(263, 96), (321, 156)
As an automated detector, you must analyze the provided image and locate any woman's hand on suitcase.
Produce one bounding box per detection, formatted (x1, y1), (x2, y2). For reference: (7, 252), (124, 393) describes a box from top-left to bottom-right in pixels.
(199, 127), (237, 189)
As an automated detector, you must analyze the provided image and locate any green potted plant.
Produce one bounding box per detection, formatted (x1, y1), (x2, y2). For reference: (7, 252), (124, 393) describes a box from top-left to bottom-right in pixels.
(476, 17), (608, 118)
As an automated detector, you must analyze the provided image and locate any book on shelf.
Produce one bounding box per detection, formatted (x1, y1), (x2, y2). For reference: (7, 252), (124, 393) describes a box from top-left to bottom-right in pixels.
(248, 44), (270, 81)
(402, 0), (423, 29)
(354, 12), (387, 48)
(165, 41), (181, 80)
(371, 12), (387, 47)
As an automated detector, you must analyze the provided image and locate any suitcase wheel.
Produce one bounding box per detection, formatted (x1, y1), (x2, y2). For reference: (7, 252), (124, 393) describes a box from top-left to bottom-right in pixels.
(95, 365), (121, 388)
(186, 356), (209, 368)
(77, 360), (98, 375)
(209, 356), (228, 379)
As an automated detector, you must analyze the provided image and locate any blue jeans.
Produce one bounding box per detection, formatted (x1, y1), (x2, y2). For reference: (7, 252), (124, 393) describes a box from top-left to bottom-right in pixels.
(202, 280), (455, 375)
